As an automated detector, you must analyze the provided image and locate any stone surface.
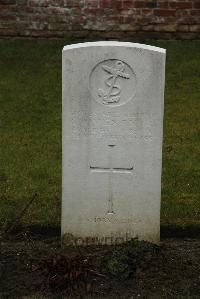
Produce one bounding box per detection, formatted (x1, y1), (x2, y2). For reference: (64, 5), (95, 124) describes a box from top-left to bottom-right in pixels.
(62, 41), (166, 245)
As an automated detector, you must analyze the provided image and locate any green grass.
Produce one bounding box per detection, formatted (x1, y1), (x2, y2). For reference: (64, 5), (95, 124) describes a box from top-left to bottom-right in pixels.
(0, 40), (199, 228)
(155, 40), (200, 227)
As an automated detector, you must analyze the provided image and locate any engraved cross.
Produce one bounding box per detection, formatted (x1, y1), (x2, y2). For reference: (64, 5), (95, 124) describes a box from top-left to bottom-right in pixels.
(90, 145), (133, 214)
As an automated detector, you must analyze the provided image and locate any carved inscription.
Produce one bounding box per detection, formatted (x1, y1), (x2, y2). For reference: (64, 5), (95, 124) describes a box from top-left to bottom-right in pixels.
(90, 59), (136, 107)
(90, 111), (137, 140)
(87, 217), (141, 224)
(70, 110), (154, 141)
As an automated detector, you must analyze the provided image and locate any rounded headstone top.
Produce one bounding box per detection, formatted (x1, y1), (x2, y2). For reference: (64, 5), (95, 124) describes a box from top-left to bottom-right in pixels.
(63, 41), (166, 54)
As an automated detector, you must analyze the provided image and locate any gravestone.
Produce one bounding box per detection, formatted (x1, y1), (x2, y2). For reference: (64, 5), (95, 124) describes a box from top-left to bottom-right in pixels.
(62, 41), (166, 245)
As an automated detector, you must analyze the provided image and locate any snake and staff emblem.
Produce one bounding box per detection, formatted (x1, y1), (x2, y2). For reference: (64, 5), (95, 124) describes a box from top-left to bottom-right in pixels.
(98, 60), (131, 105)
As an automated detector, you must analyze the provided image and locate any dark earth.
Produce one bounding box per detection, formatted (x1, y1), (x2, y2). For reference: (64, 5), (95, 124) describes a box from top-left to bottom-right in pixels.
(0, 228), (200, 299)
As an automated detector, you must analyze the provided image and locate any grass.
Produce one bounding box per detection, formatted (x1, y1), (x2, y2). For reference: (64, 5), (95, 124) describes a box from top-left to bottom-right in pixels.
(155, 40), (200, 227)
(0, 39), (199, 228)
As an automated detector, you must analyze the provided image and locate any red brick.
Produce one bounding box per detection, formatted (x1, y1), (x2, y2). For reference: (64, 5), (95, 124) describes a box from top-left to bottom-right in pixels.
(176, 2), (193, 9)
(104, 7), (121, 15)
(69, 7), (81, 15)
(72, 15), (86, 24)
(169, 1), (193, 9)
(123, 0), (134, 9)
(83, 7), (102, 14)
(193, 2), (200, 9)
(0, 14), (16, 21)
(191, 9), (200, 16)
(157, 2), (168, 8)
(142, 8), (153, 15)
(111, 0), (123, 9)
(0, 0), (16, 4)
(30, 15), (49, 22)
(0, 4), (17, 13)
(99, 0), (111, 8)
(0, 0), (199, 39)
(134, 1), (145, 8)
(154, 9), (176, 16)
(145, 1), (157, 8)
(168, 2), (177, 9)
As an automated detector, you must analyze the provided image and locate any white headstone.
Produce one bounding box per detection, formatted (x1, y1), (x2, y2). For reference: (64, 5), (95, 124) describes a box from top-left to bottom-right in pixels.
(62, 41), (166, 245)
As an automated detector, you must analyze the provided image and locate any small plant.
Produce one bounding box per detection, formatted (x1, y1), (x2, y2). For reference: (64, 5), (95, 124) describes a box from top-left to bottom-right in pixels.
(100, 238), (139, 279)
(32, 239), (164, 296)
(95, 238), (162, 279)
(32, 253), (104, 296)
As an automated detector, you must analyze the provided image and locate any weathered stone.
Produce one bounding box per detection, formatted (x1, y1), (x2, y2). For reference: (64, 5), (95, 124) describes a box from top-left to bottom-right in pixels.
(62, 41), (166, 245)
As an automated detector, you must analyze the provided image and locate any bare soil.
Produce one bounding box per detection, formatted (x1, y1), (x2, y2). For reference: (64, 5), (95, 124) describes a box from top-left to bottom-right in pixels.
(0, 229), (200, 299)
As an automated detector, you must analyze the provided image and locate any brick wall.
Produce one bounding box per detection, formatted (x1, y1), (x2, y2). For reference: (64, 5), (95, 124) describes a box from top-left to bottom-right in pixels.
(0, 0), (199, 39)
